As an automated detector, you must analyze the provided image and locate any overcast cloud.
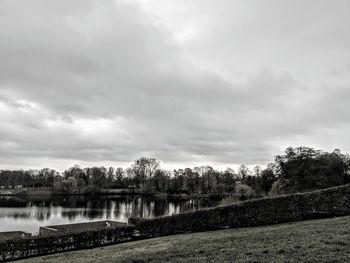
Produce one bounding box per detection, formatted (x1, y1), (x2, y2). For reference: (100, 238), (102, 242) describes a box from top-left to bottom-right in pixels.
(0, 0), (349, 170)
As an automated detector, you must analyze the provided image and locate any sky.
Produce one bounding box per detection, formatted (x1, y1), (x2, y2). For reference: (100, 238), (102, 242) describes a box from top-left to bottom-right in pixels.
(0, 0), (349, 171)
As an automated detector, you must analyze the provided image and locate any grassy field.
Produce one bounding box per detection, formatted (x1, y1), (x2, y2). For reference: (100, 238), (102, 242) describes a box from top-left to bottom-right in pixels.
(19, 216), (350, 263)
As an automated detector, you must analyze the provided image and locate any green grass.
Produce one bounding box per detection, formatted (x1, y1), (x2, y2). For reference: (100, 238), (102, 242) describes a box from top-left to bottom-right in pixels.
(19, 216), (350, 263)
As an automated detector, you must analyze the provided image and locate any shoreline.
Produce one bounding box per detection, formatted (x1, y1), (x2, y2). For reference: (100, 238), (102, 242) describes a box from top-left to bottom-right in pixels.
(0, 188), (226, 200)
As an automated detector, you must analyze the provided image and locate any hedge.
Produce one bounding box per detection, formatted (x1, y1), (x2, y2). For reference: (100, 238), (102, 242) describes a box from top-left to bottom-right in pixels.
(0, 226), (136, 261)
(129, 183), (350, 237)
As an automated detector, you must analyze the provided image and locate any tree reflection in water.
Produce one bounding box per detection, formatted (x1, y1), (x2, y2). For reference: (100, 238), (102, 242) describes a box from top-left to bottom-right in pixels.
(0, 195), (220, 233)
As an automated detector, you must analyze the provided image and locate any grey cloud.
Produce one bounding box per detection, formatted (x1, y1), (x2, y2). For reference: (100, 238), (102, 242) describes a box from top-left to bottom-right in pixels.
(0, 0), (349, 170)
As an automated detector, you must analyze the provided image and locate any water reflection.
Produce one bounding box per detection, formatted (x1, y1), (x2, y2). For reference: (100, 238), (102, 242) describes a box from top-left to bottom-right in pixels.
(0, 195), (219, 234)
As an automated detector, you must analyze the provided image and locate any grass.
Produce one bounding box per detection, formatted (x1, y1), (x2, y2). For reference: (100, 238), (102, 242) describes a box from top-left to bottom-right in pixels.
(18, 216), (350, 263)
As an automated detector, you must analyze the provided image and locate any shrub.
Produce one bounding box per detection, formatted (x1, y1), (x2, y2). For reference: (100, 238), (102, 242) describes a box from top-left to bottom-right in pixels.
(269, 180), (286, 196)
(235, 183), (256, 201)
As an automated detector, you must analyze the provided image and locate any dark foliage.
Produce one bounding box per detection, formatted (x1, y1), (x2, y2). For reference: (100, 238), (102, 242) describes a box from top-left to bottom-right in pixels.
(131, 184), (350, 238)
(274, 147), (350, 193)
(1, 147), (350, 197)
(0, 227), (136, 261)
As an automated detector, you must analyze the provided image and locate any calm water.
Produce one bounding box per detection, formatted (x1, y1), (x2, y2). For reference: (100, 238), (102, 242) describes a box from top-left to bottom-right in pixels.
(0, 195), (219, 234)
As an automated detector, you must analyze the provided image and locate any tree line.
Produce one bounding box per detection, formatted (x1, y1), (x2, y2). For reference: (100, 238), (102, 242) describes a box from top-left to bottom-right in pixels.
(1, 147), (349, 199)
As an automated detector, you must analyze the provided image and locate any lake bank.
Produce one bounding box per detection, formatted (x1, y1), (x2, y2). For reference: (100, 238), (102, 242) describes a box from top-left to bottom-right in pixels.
(0, 187), (225, 200)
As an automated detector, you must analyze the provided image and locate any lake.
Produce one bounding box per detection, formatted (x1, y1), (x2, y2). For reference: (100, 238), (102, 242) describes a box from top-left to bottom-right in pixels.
(0, 195), (220, 234)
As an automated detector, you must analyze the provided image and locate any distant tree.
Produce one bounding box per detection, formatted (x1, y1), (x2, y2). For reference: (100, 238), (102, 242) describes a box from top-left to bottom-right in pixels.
(184, 168), (196, 193)
(203, 167), (218, 193)
(220, 168), (236, 192)
(260, 167), (276, 193)
(88, 167), (107, 189)
(253, 166), (262, 177)
(115, 167), (125, 188)
(64, 165), (88, 188)
(107, 167), (115, 187)
(153, 169), (170, 193)
(132, 157), (160, 187)
(2, 146), (349, 197)
(234, 183), (256, 201)
(125, 167), (135, 186)
(274, 146), (350, 193)
(237, 165), (251, 180)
